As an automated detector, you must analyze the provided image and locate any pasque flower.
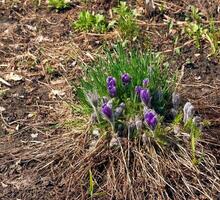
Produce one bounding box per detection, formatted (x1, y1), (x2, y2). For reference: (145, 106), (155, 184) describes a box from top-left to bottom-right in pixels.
(144, 110), (157, 129)
(86, 91), (99, 108)
(135, 86), (142, 96)
(114, 102), (125, 119)
(143, 78), (149, 86)
(140, 89), (150, 106)
(121, 73), (131, 85)
(183, 102), (195, 123)
(172, 92), (180, 110)
(101, 103), (113, 121)
(107, 76), (117, 97)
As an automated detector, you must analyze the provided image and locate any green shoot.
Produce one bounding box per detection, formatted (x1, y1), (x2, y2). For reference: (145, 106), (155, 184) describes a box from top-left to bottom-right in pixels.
(48, 0), (70, 11)
(73, 11), (109, 33)
(113, 2), (139, 40)
(185, 118), (201, 165)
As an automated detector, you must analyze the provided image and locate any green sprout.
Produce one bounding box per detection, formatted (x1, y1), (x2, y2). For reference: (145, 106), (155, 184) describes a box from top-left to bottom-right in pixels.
(73, 11), (109, 33)
(113, 2), (139, 40)
(48, 0), (70, 11)
(185, 118), (202, 165)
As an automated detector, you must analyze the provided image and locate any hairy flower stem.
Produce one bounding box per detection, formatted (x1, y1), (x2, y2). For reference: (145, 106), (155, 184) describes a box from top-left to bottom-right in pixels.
(110, 122), (116, 137)
(93, 107), (100, 123)
(127, 124), (131, 167)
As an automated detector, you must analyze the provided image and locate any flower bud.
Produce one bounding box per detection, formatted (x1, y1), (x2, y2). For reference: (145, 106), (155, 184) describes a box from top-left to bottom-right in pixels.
(172, 92), (180, 110)
(183, 102), (195, 123)
(101, 103), (113, 122)
(121, 73), (131, 85)
(140, 89), (150, 106)
(135, 86), (142, 96)
(144, 110), (157, 129)
(135, 116), (143, 131)
(86, 91), (99, 108)
(143, 78), (149, 87)
(107, 76), (117, 97)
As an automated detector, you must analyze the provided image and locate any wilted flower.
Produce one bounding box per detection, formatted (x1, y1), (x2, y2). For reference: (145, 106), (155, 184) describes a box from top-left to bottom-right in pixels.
(110, 137), (119, 148)
(155, 90), (163, 102)
(135, 86), (142, 96)
(86, 91), (99, 108)
(171, 108), (178, 118)
(115, 102), (126, 119)
(183, 102), (195, 123)
(107, 76), (117, 97)
(172, 92), (180, 110)
(128, 122), (136, 138)
(144, 110), (157, 129)
(121, 73), (131, 85)
(92, 128), (100, 139)
(193, 116), (202, 130)
(102, 96), (109, 104)
(102, 103), (113, 122)
(140, 89), (150, 106)
(91, 112), (98, 123)
(142, 133), (147, 145)
(143, 78), (149, 86)
(135, 116), (143, 131)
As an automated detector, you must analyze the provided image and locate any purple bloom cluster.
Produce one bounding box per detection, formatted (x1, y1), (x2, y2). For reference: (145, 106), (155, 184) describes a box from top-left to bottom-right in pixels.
(107, 76), (117, 97)
(121, 73), (131, 85)
(144, 111), (157, 129)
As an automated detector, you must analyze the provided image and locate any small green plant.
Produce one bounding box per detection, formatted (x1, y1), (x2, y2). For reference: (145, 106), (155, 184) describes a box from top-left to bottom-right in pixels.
(184, 22), (205, 49)
(48, 0), (70, 11)
(188, 5), (203, 22)
(113, 2), (139, 40)
(185, 118), (201, 164)
(184, 5), (220, 55)
(73, 11), (108, 33)
(46, 66), (55, 74)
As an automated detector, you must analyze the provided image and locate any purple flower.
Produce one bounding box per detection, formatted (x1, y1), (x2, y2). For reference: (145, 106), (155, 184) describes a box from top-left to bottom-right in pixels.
(102, 103), (113, 121)
(107, 76), (116, 87)
(135, 86), (142, 96)
(143, 78), (149, 86)
(107, 76), (117, 97)
(140, 89), (150, 106)
(144, 111), (157, 129)
(121, 73), (131, 85)
(108, 85), (117, 97)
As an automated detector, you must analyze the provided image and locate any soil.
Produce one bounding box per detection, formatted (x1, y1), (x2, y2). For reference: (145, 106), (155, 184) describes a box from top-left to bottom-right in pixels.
(0, 0), (219, 199)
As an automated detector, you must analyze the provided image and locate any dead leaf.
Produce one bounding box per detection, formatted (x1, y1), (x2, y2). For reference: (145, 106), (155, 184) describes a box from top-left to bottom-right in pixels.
(51, 89), (65, 97)
(0, 77), (11, 87)
(5, 72), (23, 81)
(31, 133), (38, 138)
(0, 106), (5, 112)
(1, 182), (8, 188)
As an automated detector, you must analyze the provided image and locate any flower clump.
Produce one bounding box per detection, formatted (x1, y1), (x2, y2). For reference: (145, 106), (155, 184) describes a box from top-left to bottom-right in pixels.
(86, 72), (165, 141)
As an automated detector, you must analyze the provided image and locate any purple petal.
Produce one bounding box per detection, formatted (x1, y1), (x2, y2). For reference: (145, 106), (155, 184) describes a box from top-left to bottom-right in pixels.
(144, 111), (157, 129)
(121, 73), (131, 85)
(135, 86), (142, 96)
(143, 78), (149, 86)
(140, 89), (150, 106)
(102, 103), (113, 120)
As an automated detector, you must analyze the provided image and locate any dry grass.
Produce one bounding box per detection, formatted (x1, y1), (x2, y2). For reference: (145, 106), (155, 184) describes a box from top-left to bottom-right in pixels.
(1, 115), (219, 200)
